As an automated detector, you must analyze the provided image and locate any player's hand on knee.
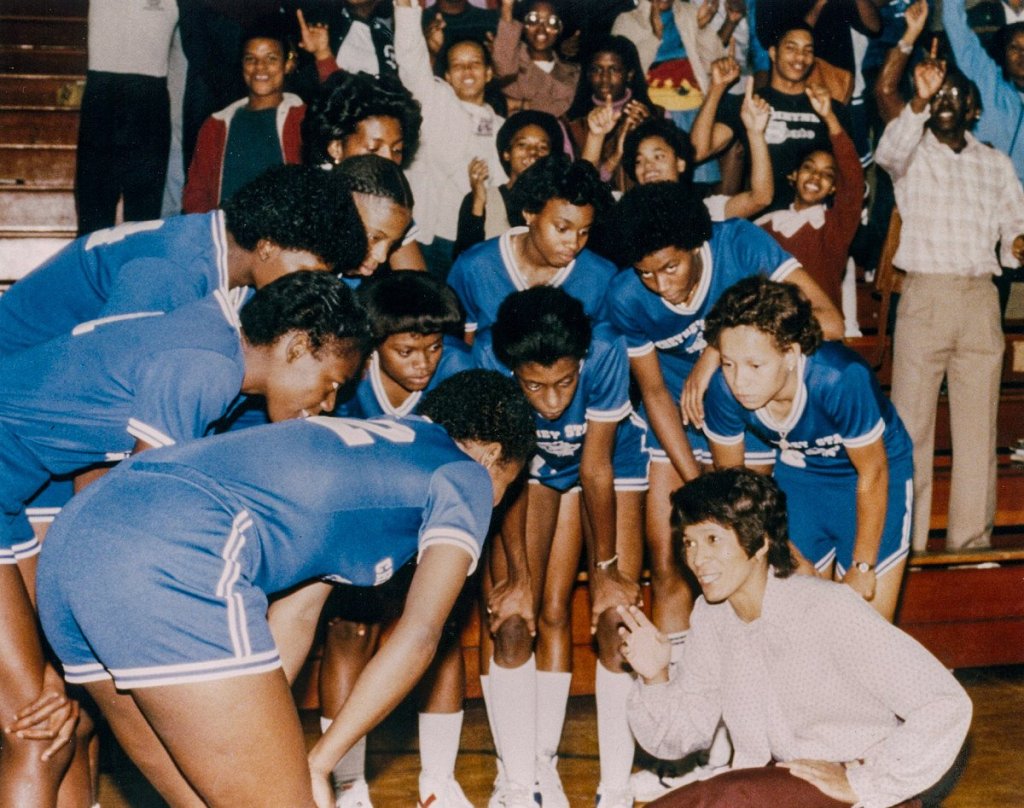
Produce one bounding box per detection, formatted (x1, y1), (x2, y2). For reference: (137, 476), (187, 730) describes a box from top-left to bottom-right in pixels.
(6, 687), (80, 760)
(616, 604), (670, 683)
(309, 760), (334, 808)
(487, 576), (536, 637)
(841, 566), (876, 601)
(590, 568), (641, 635)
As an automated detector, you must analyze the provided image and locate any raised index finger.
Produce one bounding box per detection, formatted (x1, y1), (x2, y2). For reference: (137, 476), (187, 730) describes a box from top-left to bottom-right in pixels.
(296, 8), (310, 34)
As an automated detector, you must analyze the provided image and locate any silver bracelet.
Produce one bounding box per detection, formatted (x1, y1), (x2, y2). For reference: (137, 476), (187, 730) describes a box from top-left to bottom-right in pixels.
(595, 554), (619, 570)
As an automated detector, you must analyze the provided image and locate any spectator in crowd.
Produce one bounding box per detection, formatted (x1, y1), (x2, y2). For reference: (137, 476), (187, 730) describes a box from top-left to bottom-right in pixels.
(75, 0), (179, 235)
(422, 0), (499, 50)
(395, 0), (508, 279)
(875, 60), (1024, 552)
(292, 1), (398, 90)
(492, 0), (580, 117)
(455, 109), (562, 256)
(183, 24), (305, 213)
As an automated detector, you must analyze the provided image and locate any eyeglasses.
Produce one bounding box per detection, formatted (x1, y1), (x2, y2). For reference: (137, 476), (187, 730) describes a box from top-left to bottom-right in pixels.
(524, 11), (562, 30)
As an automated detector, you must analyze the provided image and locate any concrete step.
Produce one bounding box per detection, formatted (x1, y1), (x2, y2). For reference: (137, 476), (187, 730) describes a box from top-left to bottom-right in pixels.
(0, 235), (72, 285)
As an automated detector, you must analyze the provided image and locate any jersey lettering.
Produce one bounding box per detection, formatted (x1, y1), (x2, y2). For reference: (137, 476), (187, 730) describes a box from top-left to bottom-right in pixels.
(308, 416), (417, 447)
(83, 220), (164, 250)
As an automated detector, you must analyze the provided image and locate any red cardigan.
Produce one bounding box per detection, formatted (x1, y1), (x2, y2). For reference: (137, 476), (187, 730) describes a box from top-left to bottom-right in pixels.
(183, 93), (306, 214)
(756, 129), (864, 310)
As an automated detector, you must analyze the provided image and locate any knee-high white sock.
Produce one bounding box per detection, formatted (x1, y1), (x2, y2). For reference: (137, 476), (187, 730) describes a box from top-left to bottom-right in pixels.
(419, 711), (463, 781)
(487, 655), (537, 788)
(480, 673), (503, 761)
(321, 717), (367, 785)
(595, 662), (635, 791)
(705, 720), (732, 768)
(667, 630), (688, 665)
(535, 670), (572, 761)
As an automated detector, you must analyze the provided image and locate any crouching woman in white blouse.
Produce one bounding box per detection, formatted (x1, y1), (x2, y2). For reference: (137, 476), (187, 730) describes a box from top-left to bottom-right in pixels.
(618, 468), (971, 808)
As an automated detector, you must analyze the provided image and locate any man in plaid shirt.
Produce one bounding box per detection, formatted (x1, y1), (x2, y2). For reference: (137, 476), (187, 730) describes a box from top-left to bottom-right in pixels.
(876, 58), (1024, 553)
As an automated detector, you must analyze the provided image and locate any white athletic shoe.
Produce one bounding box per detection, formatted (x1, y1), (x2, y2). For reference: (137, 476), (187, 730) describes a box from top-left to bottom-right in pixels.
(488, 781), (540, 808)
(335, 778), (373, 808)
(418, 774), (474, 808)
(535, 755), (569, 808)
(628, 767), (700, 802)
(596, 783), (634, 807)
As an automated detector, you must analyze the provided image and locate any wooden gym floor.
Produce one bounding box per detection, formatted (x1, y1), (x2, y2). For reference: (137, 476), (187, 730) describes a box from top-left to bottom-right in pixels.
(96, 664), (1024, 807)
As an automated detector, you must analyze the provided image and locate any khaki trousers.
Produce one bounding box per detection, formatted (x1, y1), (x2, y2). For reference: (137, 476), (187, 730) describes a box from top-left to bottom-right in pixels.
(891, 273), (1004, 551)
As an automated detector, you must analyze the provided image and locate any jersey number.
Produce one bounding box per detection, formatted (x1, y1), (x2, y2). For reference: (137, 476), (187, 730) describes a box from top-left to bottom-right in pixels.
(308, 416), (417, 447)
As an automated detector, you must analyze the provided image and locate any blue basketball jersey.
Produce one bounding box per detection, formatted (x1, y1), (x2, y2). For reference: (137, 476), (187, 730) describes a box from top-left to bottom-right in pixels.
(447, 228), (616, 334)
(0, 213), (233, 355)
(703, 341), (913, 478)
(336, 336), (475, 418)
(474, 326), (632, 486)
(0, 292), (246, 561)
(101, 415), (494, 589)
(607, 219), (799, 399)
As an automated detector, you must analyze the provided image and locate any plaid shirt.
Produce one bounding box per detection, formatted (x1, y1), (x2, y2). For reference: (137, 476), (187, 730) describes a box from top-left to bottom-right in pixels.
(876, 104), (1024, 275)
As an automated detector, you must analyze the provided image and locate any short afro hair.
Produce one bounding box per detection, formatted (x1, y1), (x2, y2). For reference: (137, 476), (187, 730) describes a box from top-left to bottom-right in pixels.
(610, 182), (712, 268)
(418, 370), (536, 465)
(496, 110), (564, 174)
(671, 468), (796, 579)
(303, 71), (422, 168)
(622, 117), (696, 185)
(511, 154), (613, 218)
(334, 154), (415, 210)
(492, 287), (591, 370)
(223, 165), (368, 275)
(704, 276), (823, 356)
(356, 272), (463, 344)
(240, 270), (373, 357)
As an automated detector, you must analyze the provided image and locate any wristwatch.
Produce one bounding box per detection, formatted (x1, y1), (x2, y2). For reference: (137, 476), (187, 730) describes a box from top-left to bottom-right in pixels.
(852, 561), (875, 574)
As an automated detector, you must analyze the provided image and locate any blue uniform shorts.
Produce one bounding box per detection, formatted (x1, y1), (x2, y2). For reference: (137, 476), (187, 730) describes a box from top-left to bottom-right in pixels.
(530, 413), (651, 494)
(37, 471), (282, 689)
(775, 456), (913, 575)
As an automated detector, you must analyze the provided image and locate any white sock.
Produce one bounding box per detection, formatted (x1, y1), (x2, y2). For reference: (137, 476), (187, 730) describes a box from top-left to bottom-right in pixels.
(535, 670), (572, 760)
(667, 630), (688, 665)
(595, 662), (635, 791)
(419, 710), (463, 782)
(487, 655), (537, 788)
(321, 717), (366, 785)
(480, 673), (502, 761)
(706, 720), (732, 768)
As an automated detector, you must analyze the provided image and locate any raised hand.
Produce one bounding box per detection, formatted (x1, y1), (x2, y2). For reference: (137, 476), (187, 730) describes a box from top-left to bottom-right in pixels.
(468, 157), (490, 201)
(913, 56), (946, 103)
(739, 78), (771, 133)
(587, 99), (621, 137)
(710, 54), (741, 90)
(426, 13), (446, 57)
(296, 9), (332, 61)
(725, 0), (747, 23)
(805, 82), (833, 121)
(903, 0), (929, 44)
(697, 0), (720, 29)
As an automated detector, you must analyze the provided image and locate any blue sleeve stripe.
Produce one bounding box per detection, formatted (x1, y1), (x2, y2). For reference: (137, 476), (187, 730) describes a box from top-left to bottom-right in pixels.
(127, 419), (177, 448)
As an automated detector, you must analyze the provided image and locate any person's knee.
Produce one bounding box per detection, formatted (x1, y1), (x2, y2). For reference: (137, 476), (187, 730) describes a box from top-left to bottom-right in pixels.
(595, 608), (627, 671)
(492, 617), (533, 668)
(324, 619), (377, 657)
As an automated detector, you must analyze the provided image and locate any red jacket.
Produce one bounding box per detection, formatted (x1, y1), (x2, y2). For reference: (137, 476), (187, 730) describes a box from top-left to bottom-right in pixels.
(183, 93), (306, 213)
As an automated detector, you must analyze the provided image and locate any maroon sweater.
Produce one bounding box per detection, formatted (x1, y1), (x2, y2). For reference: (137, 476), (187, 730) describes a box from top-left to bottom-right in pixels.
(757, 129), (864, 309)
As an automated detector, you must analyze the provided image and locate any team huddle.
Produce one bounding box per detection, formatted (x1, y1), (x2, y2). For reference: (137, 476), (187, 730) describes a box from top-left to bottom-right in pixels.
(19, 0), (1024, 802)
